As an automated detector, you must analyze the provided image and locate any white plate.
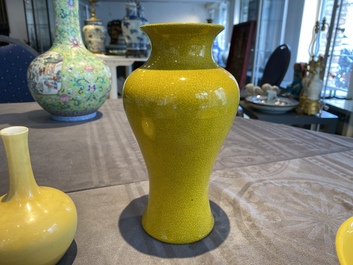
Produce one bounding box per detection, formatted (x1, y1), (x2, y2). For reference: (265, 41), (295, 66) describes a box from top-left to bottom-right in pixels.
(245, 95), (299, 114)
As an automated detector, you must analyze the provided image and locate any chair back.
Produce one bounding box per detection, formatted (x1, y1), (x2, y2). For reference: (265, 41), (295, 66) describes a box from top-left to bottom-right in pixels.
(259, 44), (291, 87)
(0, 35), (39, 103)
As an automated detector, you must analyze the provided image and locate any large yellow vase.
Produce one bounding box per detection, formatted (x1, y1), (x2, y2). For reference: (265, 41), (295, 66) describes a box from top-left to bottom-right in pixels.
(123, 23), (239, 244)
(0, 126), (77, 265)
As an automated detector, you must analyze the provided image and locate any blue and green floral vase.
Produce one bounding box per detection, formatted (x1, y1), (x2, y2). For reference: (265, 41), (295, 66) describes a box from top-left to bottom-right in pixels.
(27, 0), (111, 121)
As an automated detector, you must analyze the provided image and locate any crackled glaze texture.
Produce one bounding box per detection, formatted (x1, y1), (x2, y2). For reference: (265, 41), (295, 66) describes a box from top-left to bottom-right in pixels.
(0, 126), (77, 265)
(123, 23), (239, 244)
(27, 0), (111, 121)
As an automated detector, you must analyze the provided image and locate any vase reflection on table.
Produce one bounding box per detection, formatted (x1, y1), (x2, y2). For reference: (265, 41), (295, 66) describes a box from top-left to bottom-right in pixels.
(123, 22), (239, 244)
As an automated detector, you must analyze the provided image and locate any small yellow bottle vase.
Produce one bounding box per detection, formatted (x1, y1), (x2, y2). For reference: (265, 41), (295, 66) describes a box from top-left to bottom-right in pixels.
(0, 126), (77, 265)
(123, 23), (239, 244)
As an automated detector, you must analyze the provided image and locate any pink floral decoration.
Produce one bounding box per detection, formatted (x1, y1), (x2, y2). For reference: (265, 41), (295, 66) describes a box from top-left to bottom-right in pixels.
(60, 94), (71, 103)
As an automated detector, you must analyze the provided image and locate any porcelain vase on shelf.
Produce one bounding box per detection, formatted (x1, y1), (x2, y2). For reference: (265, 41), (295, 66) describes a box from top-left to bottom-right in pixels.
(123, 23), (239, 244)
(298, 57), (323, 115)
(27, 0), (111, 122)
(121, 0), (148, 57)
(83, 0), (107, 54)
(136, 1), (149, 53)
(106, 19), (126, 55)
(0, 126), (77, 265)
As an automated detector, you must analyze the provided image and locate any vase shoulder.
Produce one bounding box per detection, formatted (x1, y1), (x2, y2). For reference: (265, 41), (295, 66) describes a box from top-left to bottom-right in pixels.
(124, 68), (239, 108)
(83, 24), (107, 54)
(28, 48), (111, 117)
(0, 186), (77, 265)
(0, 187), (77, 241)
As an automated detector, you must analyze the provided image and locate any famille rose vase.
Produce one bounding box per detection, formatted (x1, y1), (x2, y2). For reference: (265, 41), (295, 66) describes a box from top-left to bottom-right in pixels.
(27, 0), (111, 122)
(0, 126), (77, 265)
(123, 23), (239, 244)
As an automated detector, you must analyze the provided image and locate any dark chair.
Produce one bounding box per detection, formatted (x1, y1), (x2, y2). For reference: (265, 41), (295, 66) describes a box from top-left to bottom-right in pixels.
(0, 35), (39, 103)
(225, 21), (257, 90)
(259, 44), (291, 87)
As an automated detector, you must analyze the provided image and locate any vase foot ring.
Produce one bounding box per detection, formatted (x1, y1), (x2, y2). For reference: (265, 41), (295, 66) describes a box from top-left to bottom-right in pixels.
(51, 112), (97, 122)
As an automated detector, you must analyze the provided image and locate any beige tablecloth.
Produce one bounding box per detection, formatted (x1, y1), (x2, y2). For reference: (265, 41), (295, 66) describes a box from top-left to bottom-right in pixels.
(1, 99), (353, 264)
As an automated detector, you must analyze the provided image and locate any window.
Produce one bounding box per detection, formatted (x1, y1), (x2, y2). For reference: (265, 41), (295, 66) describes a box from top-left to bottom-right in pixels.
(320, 0), (353, 98)
(207, 1), (230, 67)
(238, 0), (289, 86)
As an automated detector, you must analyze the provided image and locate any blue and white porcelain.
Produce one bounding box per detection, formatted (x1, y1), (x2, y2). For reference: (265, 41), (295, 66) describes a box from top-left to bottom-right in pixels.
(121, 0), (148, 57)
(83, 0), (107, 54)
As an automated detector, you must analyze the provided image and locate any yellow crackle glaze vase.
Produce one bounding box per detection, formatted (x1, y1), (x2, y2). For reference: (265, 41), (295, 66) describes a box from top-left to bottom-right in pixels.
(0, 126), (77, 265)
(336, 216), (353, 265)
(123, 23), (239, 244)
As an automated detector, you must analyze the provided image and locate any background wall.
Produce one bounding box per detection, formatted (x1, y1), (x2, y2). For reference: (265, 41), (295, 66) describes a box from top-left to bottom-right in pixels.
(94, 1), (209, 25)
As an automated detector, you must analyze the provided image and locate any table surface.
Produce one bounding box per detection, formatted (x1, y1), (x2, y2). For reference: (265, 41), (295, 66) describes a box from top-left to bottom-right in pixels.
(1, 99), (353, 265)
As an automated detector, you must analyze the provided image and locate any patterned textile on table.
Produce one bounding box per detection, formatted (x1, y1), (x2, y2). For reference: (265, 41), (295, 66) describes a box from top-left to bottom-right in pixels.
(0, 35), (38, 103)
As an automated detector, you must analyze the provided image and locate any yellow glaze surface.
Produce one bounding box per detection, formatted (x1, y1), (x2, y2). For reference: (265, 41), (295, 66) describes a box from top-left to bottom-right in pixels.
(123, 23), (239, 244)
(336, 216), (353, 265)
(0, 126), (77, 265)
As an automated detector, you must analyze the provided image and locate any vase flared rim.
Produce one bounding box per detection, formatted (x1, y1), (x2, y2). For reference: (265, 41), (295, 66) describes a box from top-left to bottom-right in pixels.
(140, 22), (224, 32)
(139, 22), (223, 70)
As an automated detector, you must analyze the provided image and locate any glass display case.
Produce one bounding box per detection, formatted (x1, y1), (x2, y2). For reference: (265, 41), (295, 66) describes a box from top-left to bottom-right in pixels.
(320, 0), (353, 98)
(24, 0), (54, 53)
(239, 0), (289, 86)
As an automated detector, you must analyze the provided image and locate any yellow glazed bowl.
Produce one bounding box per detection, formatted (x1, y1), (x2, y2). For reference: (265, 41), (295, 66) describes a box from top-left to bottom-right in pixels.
(336, 216), (353, 265)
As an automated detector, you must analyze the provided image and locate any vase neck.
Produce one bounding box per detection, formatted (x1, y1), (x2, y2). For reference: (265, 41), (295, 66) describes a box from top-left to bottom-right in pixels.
(140, 23), (223, 70)
(52, 0), (84, 47)
(0, 127), (40, 201)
